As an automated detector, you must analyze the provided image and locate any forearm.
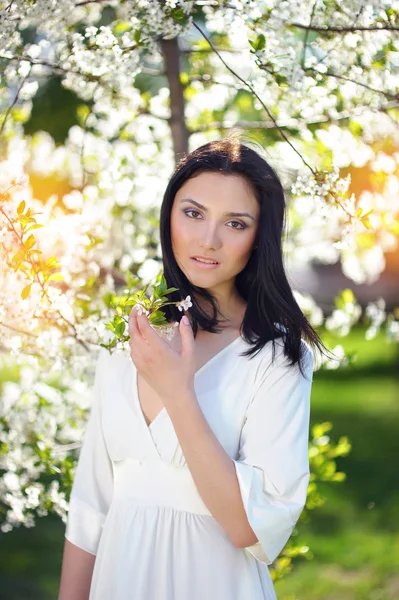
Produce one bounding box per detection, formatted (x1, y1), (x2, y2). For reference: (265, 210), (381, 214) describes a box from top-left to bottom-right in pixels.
(58, 538), (96, 600)
(166, 389), (258, 548)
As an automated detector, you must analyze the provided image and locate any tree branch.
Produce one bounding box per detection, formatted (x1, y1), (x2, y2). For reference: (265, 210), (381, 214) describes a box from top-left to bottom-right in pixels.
(160, 37), (189, 162)
(192, 21), (316, 174)
(187, 100), (399, 134)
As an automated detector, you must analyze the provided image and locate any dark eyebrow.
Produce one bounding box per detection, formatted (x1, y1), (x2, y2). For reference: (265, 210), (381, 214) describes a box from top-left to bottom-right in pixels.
(180, 198), (256, 222)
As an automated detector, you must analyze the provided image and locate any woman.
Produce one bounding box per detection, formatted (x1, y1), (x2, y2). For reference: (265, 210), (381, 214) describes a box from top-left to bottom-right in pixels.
(58, 138), (326, 599)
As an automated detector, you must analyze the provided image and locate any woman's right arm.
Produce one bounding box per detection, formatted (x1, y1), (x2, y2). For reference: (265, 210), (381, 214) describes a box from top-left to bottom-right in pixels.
(58, 348), (114, 599)
(59, 539), (96, 600)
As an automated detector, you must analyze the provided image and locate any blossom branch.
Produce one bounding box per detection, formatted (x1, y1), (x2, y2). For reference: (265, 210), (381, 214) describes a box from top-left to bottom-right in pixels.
(0, 53), (107, 85)
(0, 204), (90, 351)
(192, 21), (316, 175)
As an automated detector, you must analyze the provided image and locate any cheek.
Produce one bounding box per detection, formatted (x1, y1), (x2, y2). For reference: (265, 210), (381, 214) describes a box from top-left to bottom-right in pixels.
(171, 212), (190, 252)
(226, 232), (255, 260)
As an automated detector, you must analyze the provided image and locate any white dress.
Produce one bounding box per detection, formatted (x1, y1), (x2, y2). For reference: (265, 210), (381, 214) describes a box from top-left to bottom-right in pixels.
(65, 332), (314, 600)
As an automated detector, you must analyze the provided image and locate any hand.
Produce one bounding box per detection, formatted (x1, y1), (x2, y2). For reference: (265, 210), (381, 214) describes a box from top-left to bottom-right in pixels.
(128, 306), (196, 404)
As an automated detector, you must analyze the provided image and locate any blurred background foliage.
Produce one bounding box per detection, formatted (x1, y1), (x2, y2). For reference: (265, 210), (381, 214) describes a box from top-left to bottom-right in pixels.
(1, 3), (399, 599)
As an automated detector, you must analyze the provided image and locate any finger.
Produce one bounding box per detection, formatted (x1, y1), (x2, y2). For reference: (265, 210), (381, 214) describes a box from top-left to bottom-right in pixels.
(128, 306), (147, 345)
(136, 311), (169, 352)
(136, 310), (156, 342)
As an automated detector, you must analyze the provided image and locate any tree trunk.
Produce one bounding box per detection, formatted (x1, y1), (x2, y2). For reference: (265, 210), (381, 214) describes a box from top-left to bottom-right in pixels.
(160, 37), (189, 164)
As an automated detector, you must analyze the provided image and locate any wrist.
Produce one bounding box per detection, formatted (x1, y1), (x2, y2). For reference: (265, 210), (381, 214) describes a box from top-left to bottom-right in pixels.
(162, 385), (197, 413)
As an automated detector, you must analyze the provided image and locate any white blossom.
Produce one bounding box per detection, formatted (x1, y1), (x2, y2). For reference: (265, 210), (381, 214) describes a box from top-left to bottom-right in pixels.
(176, 295), (193, 312)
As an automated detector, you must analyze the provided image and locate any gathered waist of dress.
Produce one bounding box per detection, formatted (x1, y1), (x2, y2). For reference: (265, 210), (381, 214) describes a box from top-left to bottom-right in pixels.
(112, 458), (213, 517)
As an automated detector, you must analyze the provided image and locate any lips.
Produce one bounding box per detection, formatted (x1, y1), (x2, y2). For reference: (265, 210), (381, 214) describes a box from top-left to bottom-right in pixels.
(191, 256), (220, 264)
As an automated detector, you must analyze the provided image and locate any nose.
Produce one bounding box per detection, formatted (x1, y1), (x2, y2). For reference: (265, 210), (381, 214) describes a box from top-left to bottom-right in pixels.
(200, 224), (222, 251)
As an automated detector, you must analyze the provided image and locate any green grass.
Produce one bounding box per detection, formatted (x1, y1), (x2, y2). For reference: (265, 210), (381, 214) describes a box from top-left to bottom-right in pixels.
(0, 516), (64, 600)
(0, 326), (398, 599)
(275, 327), (399, 600)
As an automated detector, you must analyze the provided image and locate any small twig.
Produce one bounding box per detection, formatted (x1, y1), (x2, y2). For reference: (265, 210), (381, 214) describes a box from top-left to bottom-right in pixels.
(180, 46), (244, 54)
(0, 322), (38, 337)
(0, 70), (31, 138)
(188, 74), (241, 89)
(79, 81), (100, 188)
(301, 1), (318, 69)
(332, 196), (356, 221)
(305, 66), (398, 101)
(4, 0), (17, 11)
(291, 23), (399, 33)
(52, 442), (82, 454)
(74, 0), (108, 6)
(192, 21), (315, 175)
(0, 54), (69, 73)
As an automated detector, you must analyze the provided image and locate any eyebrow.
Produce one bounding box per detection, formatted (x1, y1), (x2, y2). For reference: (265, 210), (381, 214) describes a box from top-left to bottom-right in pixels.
(180, 198), (256, 221)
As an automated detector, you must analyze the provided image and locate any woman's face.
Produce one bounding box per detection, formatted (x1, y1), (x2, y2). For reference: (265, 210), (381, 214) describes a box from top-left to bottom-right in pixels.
(170, 171), (260, 292)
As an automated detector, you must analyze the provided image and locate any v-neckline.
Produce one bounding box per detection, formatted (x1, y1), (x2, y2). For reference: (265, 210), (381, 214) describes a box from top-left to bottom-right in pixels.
(193, 333), (243, 378)
(133, 333), (244, 431)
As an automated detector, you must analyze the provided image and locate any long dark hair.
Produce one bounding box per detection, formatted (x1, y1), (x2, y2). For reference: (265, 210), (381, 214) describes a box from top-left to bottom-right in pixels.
(159, 137), (329, 375)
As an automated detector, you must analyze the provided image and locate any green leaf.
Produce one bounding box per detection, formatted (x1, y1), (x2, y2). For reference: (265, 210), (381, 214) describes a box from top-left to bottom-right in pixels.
(25, 224), (44, 234)
(341, 288), (355, 304)
(12, 249), (25, 265)
(48, 272), (64, 281)
(45, 256), (60, 267)
(126, 271), (139, 289)
(24, 234), (35, 249)
(173, 8), (186, 22)
(17, 200), (26, 216)
(361, 217), (373, 230)
(124, 300), (137, 308)
(256, 33), (266, 51)
(151, 287), (160, 300)
(148, 310), (168, 326)
(115, 321), (126, 337)
(21, 284), (32, 299)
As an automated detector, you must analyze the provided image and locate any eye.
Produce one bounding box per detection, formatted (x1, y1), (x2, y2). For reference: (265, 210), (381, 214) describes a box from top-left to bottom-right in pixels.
(184, 209), (201, 219)
(228, 220), (246, 230)
(183, 209), (247, 230)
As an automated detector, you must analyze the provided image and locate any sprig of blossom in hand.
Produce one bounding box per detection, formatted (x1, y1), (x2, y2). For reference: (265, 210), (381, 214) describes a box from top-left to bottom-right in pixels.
(102, 272), (193, 352)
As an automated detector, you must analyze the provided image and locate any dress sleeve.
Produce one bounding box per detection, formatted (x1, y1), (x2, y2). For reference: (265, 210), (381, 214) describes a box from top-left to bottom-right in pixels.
(232, 340), (314, 565)
(65, 347), (114, 555)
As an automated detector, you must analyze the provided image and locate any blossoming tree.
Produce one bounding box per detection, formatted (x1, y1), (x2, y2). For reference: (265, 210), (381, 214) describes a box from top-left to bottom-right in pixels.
(0, 0), (398, 579)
